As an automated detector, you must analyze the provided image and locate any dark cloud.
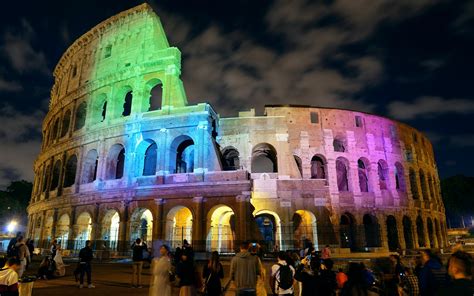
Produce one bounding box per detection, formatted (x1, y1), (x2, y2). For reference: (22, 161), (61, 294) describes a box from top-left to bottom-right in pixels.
(0, 78), (22, 92)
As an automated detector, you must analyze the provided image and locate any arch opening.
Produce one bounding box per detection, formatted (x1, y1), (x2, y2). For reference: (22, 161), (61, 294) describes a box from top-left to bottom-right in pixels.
(82, 149), (98, 184)
(363, 214), (381, 247)
(293, 210), (318, 250)
(130, 209), (153, 244)
(207, 205), (235, 253)
(106, 144), (125, 180)
(311, 155), (326, 179)
(386, 215), (399, 252)
(75, 212), (92, 250)
(340, 213), (356, 251)
(358, 158), (370, 192)
(251, 143), (278, 173)
(166, 206), (192, 249)
(63, 154), (77, 188)
(222, 147), (240, 171)
(336, 157), (350, 192)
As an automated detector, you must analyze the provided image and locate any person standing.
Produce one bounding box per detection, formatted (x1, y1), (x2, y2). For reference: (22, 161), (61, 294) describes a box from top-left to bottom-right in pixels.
(14, 236), (29, 277)
(78, 240), (95, 289)
(6, 233), (21, 258)
(336, 268), (348, 290)
(418, 249), (448, 296)
(176, 249), (197, 296)
(321, 245), (331, 260)
(203, 251), (224, 296)
(26, 239), (34, 268)
(230, 241), (261, 296)
(256, 257), (267, 296)
(270, 251), (295, 296)
(131, 238), (147, 288)
(50, 239), (58, 258)
(439, 251), (474, 296)
(0, 258), (22, 296)
(149, 245), (172, 296)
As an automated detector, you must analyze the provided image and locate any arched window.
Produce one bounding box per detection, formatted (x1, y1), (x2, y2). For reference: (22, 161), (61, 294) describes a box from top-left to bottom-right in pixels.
(294, 155), (303, 177)
(428, 175), (435, 201)
(143, 142), (157, 176)
(363, 214), (381, 247)
(416, 216), (425, 247)
(50, 160), (61, 191)
(122, 91), (132, 117)
(42, 165), (51, 193)
(169, 136), (195, 174)
(101, 101), (107, 122)
(63, 155), (77, 187)
(51, 118), (60, 141)
(336, 158), (349, 192)
(310, 155), (326, 179)
(378, 160), (389, 190)
(82, 150), (98, 184)
(251, 143), (278, 173)
(333, 137), (346, 152)
(222, 147), (240, 171)
(409, 168), (419, 199)
(395, 162), (406, 191)
(357, 158), (369, 192)
(386, 216), (399, 251)
(419, 169), (429, 200)
(74, 102), (87, 131)
(148, 82), (162, 111)
(403, 216), (414, 249)
(60, 110), (71, 137)
(106, 144), (125, 180)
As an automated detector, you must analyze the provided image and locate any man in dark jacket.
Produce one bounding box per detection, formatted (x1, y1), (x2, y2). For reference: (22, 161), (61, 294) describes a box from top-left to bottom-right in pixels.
(131, 238), (147, 288)
(78, 240), (94, 289)
(418, 249), (447, 296)
(439, 251), (474, 296)
(230, 241), (260, 296)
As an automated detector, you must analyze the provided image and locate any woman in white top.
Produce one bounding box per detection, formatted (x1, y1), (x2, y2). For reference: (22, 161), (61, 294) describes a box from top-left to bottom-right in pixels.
(149, 245), (172, 296)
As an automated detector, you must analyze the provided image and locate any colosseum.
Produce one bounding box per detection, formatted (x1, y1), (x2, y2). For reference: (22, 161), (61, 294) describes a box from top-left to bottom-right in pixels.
(27, 4), (447, 256)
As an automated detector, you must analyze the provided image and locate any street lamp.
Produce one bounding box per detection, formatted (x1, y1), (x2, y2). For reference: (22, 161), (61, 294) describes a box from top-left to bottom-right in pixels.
(7, 220), (17, 233)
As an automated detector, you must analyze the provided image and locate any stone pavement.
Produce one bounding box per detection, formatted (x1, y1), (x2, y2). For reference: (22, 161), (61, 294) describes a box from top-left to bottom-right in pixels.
(24, 260), (271, 296)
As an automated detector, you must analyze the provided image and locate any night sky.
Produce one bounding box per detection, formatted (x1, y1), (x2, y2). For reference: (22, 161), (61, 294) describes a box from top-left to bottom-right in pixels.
(0, 0), (473, 187)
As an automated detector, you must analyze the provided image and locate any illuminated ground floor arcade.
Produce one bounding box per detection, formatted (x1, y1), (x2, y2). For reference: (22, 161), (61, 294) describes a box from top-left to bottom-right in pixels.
(27, 194), (447, 256)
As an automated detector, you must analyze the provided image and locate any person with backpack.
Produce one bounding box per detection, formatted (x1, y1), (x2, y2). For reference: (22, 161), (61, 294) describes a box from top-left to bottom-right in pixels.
(6, 233), (21, 258)
(202, 251), (224, 296)
(418, 249), (448, 296)
(131, 238), (147, 288)
(271, 251), (295, 296)
(13, 236), (29, 277)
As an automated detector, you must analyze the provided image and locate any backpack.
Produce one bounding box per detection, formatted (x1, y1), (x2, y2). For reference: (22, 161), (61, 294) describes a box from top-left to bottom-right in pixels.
(7, 244), (20, 259)
(276, 263), (294, 290)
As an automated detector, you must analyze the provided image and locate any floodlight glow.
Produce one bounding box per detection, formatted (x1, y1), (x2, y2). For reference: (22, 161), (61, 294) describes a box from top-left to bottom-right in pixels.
(7, 221), (17, 233)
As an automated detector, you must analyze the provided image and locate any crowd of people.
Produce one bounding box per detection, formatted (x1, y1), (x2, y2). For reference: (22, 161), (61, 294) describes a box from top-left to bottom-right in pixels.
(2, 232), (474, 296)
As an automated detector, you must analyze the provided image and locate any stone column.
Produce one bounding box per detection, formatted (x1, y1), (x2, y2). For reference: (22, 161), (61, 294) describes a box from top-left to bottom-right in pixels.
(397, 215), (406, 250)
(377, 213), (389, 252)
(119, 201), (130, 253)
(67, 206), (77, 250)
(154, 198), (164, 241)
(51, 208), (59, 239)
(192, 196), (204, 252)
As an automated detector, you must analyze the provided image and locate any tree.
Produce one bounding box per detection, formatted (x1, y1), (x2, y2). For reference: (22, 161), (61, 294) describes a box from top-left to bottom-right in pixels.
(0, 180), (32, 227)
(441, 175), (474, 228)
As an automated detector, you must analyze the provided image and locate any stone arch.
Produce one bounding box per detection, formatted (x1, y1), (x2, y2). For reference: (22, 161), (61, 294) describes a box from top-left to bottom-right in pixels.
(340, 212), (357, 250)
(251, 143), (278, 173)
(56, 214), (70, 249)
(101, 209), (121, 250)
(427, 217), (435, 248)
(43, 215), (54, 247)
(409, 168), (419, 200)
(50, 159), (62, 191)
(74, 101), (87, 130)
(336, 157), (350, 192)
(357, 158), (370, 192)
(403, 215), (414, 249)
(395, 162), (406, 191)
(428, 174), (436, 202)
(294, 155), (303, 178)
(106, 144), (125, 179)
(42, 164), (51, 193)
(118, 86), (133, 117)
(419, 169), (430, 201)
(166, 206), (193, 249)
(378, 159), (389, 190)
(206, 205), (236, 252)
(363, 214), (381, 247)
(136, 139), (157, 176)
(51, 117), (60, 141)
(310, 155), (327, 179)
(130, 208), (153, 243)
(146, 78), (163, 111)
(82, 149), (99, 184)
(221, 146), (240, 171)
(92, 93), (107, 123)
(386, 215), (399, 251)
(170, 135), (195, 173)
(75, 212), (92, 249)
(416, 215), (425, 247)
(60, 109), (71, 138)
(254, 210), (283, 252)
(333, 135), (346, 152)
(63, 154), (77, 188)
(293, 210), (318, 249)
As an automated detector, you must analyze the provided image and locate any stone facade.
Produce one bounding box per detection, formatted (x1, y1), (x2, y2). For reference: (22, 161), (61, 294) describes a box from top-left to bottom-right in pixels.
(27, 4), (447, 255)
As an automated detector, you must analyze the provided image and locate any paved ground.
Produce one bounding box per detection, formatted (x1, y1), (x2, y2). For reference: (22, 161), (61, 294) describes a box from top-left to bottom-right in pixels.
(23, 260), (264, 296)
